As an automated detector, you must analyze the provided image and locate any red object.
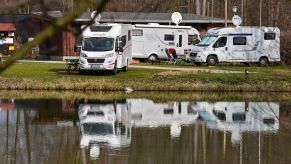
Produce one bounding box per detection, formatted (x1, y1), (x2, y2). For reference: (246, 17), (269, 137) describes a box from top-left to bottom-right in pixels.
(168, 48), (176, 54)
(132, 59), (140, 63)
(0, 23), (16, 31)
(0, 102), (15, 111)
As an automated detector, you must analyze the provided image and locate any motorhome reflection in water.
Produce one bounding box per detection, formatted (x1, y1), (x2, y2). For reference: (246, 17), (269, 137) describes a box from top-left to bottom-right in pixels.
(191, 102), (279, 144)
(78, 101), (131, 159)
(190, 27), (280, 66)
(78, 99), (280, 159)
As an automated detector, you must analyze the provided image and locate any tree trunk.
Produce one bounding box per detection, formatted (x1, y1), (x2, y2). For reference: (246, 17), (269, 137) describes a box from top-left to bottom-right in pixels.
(225, 0), (228, 27)
(196, 0), (201, 15)
(202, 0), (206, 16)
(275, 0), (281, 27)
(211, 0), (214, 17)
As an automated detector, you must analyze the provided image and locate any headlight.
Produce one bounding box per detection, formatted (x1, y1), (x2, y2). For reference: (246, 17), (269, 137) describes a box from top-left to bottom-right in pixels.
(105, 53), (114, 58)
(80, 53), (87, 58)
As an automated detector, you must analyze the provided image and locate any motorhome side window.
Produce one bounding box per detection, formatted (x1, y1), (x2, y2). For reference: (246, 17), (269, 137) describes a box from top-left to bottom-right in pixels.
(188, 35), (199, 45)
(128, 30), (131, 41)
(213, 37), (227, 47)
(164, 34), (175, 41)
(121, 35), (126, 47)
(233, 37), (247, 45)
(132, 29), (143, 36)
(264, 33), (276, 40)
(115, 38), (118, 48)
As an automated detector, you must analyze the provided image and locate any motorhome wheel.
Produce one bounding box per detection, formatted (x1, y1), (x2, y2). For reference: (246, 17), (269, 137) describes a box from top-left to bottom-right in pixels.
(207, 55), (218, 66)
(122, 60), (128, 72)
(79, 70), (86, 75)
(194, 62), (202, 66)
(259, 57), (269, 67)
(112, 61), (118, 75)
(148, 54), (158, 62)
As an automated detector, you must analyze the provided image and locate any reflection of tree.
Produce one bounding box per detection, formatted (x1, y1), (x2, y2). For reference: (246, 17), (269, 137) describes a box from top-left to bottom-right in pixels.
(14, 109), (20, 164)
(5, 111), (9, 164)
(24, 110), (31, 163)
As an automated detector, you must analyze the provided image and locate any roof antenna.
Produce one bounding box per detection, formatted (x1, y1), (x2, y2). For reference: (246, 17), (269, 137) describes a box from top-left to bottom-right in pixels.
(171, 12), (183, 26)
(91, 11), (101, 25)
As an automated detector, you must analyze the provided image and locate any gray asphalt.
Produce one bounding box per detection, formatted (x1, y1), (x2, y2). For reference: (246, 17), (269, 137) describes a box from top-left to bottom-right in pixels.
(129, 65), (245, 74)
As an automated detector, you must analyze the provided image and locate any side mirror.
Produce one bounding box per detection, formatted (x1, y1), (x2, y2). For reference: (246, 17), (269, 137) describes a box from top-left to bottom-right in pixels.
(74, 46), (81, 52)
(215, 43), (219, 48)
(115, 46), (123, 52)
(213, 42), (219, 48)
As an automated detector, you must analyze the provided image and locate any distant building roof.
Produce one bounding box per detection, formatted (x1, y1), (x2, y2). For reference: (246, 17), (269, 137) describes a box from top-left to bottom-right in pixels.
(0, 11), (229, 25)
(0, 14), (31, 23)
(75, 12), (227, 24)
(31, 11), (64, 18)
(0, 23), (16, 31)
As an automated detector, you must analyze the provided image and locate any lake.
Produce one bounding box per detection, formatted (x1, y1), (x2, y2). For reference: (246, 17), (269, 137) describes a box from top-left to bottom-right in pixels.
(0, 92), (291, 164)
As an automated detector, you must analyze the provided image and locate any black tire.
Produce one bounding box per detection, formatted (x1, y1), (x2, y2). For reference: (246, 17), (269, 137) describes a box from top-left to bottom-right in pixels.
(194, 62), (202, 66)
(207, 55), (218, 66)
(122, 60), (128, 72)
(79, 70), (86, 75)
(148, 54), (158, 62)
(111, 61), (118, 75)
(258, 57), (269, 67)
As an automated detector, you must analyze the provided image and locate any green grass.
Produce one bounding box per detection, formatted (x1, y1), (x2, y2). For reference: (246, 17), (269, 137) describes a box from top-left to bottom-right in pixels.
(0, 62), (162, 81)
(1, 62), (65, 80)
(1, 61), (291, 92)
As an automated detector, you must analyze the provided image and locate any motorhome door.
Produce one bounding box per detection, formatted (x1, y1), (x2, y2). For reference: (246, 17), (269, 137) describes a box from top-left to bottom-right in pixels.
(175, 30), (184, 56)
(212, 36), (228, 61)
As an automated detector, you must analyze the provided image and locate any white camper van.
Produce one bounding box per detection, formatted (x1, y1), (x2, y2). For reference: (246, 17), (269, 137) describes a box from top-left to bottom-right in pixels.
(190, 27), (280, 66)
(132, 23), (200, 61)
(79, 23), (132, 74)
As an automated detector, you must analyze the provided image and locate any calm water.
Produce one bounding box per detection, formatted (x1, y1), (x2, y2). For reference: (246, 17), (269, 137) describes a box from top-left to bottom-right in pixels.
(0, 96), (291, 164)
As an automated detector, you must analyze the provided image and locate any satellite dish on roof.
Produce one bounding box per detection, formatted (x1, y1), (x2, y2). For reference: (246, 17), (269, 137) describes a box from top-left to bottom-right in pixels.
(232, 15), (242, 27)
(171, 12), (183, 26)
(91, 11), (101, 24)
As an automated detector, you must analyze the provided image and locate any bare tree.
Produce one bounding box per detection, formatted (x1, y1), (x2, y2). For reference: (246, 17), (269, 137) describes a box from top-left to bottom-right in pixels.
(196, 0), (201, 15)
(0, 0), (110, 72)
(202, 0), (206, 16)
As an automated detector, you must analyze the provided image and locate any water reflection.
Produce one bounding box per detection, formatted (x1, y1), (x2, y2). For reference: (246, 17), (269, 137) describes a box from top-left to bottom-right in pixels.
(0, 97), (290, 164)
(79, 100), (131, 160)
(191, 102), (279, 144)
(129, 99), (198, 138)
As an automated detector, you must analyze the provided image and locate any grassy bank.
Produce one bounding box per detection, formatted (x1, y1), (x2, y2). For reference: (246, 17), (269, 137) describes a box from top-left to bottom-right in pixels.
(1, 61), (291, 92)
(2, 90), (291, 102)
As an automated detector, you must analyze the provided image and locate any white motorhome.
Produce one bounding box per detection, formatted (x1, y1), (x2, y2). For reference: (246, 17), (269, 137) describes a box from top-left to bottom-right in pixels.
(191, 101), (279, 144)
(132, 23), (200, 61)
(79, 23), (132, 74)
(190, 26), (280, 66)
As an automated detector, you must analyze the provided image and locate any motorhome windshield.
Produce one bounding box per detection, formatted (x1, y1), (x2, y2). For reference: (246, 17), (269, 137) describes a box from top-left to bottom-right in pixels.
(82, 37), (114, 51)
(197, 36), (218, 46)
(83, 123), (113, 135)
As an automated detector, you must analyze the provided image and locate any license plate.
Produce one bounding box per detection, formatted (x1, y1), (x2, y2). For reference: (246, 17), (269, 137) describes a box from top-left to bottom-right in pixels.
(90, 64), (101, 69)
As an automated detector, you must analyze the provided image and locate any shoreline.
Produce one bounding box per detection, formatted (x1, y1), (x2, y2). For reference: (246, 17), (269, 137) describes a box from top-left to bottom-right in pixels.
(0, 77), (291, 92)
(1, 61), (291, 92)
(1, 90), (291, 102)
